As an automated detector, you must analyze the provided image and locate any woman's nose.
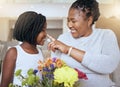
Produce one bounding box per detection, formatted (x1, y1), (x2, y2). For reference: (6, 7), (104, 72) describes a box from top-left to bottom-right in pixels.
(67, 21), (72, 28)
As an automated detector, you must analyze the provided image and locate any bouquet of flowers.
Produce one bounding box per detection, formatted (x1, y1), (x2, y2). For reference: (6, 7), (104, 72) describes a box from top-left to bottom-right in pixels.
(9, 57), (88, 87)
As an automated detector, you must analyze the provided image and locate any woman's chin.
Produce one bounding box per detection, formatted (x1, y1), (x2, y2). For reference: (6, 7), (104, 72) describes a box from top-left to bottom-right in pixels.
(71, 34), (80, 38)
(71, 32), (79, 38)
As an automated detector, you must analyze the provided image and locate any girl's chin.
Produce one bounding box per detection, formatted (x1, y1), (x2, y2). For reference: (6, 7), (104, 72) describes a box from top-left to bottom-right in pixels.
(40, 42), (44, 46)
(38, 42), (45, 46)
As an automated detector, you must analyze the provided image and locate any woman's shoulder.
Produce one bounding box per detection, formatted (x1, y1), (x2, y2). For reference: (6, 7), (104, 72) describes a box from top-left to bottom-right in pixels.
(94, 28), (116, 39)
(59, 32), (70, 37)
(58, 32), (71, 40)
(95, 28), (114, 33)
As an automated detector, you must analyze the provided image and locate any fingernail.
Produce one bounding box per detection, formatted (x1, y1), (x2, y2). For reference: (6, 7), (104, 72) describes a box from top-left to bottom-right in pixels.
(46, 38), (51, 42)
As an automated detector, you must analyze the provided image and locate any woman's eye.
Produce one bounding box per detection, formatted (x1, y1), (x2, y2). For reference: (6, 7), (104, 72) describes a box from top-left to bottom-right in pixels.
(72, 21), (76, 23)
(67, 20), (70, 23)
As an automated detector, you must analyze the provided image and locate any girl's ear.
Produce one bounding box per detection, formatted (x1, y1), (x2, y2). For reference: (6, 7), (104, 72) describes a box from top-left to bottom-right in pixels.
(88, 16), (93, 26)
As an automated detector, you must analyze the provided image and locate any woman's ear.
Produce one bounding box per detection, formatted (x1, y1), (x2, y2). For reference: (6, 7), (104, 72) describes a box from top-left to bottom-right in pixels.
(88, 16), (93, 26)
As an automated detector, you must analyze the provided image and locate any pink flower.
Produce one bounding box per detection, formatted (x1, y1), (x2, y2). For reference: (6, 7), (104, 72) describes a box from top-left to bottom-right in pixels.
(75, 68), (88, 80)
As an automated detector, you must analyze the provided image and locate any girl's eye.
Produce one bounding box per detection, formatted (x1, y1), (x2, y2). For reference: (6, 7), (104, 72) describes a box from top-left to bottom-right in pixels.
(42, 30), (46, 32)
(42, 27), (46, 31)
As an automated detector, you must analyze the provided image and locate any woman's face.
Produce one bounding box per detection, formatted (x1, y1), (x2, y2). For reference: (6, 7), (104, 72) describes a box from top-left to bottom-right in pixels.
(36, 22), (47, 45)
(67, 8), (92, 38)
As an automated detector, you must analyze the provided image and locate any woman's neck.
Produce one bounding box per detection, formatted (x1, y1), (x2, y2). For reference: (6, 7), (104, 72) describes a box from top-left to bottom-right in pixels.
(80, 28), (93, 38)
(85, 28), (93, 37)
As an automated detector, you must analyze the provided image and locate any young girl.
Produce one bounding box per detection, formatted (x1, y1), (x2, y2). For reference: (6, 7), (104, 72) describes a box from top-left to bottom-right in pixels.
(0, 11), (47, 87)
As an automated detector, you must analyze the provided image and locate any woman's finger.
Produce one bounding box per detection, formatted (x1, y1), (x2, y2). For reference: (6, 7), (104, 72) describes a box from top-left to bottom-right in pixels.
(47, 41), (54, 50)
(47, 41), (57, 52)
(47, 34), (55, 42)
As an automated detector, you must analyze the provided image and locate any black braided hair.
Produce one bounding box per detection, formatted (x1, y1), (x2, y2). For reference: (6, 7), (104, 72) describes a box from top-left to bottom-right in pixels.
(70, 0), (100, 24)
(13, 11), (46, 45)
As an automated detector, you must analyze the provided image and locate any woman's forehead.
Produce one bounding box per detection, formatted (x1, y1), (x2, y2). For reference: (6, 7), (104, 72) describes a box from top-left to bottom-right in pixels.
(67, 8), (86, 19)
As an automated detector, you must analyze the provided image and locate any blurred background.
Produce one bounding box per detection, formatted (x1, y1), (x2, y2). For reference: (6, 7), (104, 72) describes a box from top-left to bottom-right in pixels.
(0, 0), (120, 86)
(0, 0), (120, 41)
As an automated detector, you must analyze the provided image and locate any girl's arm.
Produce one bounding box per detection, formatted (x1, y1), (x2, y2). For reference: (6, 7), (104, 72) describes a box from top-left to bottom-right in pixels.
(0, 47), (17, 87)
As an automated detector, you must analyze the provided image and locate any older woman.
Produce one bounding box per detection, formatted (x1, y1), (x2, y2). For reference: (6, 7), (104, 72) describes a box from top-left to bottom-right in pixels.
(48, 0), (120, 87)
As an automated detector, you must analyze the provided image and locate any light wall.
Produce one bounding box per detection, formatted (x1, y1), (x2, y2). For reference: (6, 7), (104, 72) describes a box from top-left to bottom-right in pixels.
(0, 18), (10, 41)
(0, 3), (70, 18)
(0, 2), (118, 18)
(0, 3), (119, 41)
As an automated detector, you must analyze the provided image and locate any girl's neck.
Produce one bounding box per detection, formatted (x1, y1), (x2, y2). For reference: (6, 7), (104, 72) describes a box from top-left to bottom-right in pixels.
(20, 42), (38, 54)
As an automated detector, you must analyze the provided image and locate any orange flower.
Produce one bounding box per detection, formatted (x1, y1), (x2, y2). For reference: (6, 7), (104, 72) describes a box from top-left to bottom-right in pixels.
(55, 58), (63, 68)
(38, 65), (43, 71)
(38, 60), (43, 65)
(38, 60), (44, 71)
(45, 58), (53, 67)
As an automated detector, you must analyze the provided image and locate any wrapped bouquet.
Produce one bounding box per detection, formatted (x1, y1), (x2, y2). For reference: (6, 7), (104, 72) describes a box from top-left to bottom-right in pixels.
(9, 57), (87, 87)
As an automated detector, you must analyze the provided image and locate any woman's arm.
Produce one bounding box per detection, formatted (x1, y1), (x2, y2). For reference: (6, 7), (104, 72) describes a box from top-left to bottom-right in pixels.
(48, 30), (120, 74)
(0, 47), (17, 87)
(81, 30), (120, 74)
(47, 34), (85, 62)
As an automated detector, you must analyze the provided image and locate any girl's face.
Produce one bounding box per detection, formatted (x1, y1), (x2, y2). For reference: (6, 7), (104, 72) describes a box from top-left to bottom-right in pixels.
(36, 22), (47, 45)
(67, 8), (93, 38)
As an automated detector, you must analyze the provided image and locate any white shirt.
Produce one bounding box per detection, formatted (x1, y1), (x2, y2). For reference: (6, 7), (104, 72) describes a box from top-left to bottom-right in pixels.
(13, 45), (43, 86)
(52, 28), (120, 87)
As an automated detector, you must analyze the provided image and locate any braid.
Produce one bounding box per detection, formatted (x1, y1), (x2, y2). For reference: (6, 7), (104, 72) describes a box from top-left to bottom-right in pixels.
(70, 0), (100, 24)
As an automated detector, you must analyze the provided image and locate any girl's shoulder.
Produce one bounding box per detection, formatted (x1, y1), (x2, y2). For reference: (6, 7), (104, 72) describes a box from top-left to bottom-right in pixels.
(4, 47), (17, 61)
(7, 47), (17, 55)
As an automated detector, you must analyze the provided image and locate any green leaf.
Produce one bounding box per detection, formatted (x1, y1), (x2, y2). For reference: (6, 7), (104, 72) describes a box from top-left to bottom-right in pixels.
(9, 83), (14, 87)
(27, 75), (35, 86)
(15, 69), (22, 76)
(35, 76), (40, 82)
(27, 68), (34, 75)
(22, 80), (27, 86)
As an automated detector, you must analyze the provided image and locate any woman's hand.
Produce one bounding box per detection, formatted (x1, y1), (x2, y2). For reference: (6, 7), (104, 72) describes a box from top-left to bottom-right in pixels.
(47, 34), (84, 62)
(47, 34), (70, 54)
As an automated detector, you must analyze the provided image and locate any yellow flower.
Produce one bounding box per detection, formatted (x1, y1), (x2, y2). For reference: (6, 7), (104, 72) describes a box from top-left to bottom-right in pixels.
(54, 66), (78, 87)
